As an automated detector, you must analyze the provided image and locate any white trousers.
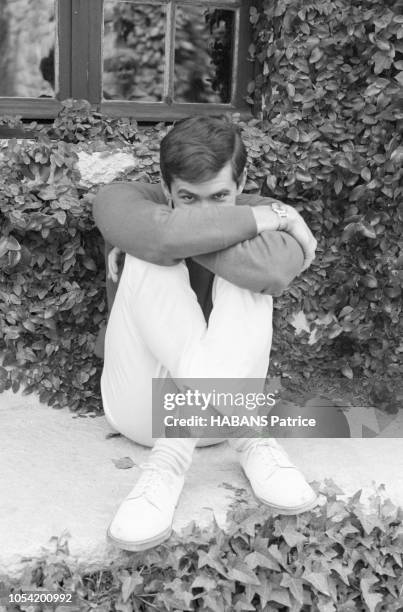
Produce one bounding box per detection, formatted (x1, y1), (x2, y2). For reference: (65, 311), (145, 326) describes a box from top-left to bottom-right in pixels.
(101, 254), (274, 471)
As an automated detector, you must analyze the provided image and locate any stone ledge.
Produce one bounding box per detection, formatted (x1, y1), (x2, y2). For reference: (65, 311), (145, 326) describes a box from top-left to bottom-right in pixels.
(1, 389), (403, 580)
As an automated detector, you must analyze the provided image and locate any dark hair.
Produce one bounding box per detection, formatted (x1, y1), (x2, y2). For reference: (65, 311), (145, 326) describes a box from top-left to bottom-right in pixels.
(160, 115), (247, 191)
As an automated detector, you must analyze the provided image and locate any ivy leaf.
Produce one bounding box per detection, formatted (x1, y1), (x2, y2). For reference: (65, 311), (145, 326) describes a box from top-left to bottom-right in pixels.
(266, 173), (277, 191)
(302, 571), (330, 596)
(309, 47), (323, 63)
(341, 365), (354, 379)
(390, 145), (403, 163)
(341, 222), (376, 242)
(268, 587), (291, 607)
(360, 575), (383, 612)
(363, 275), (378, 288)
(280, 574), (304, 604)
(328, 559), (353, 586)
(22, 320), (36, 333)
(83, 257), (97, 271)
(54, 210), (67, 225)
(295, 172), (312, 182)
(357, 222), (377, 239)
(255, 571), (272, 608)
(112, 457), (135, 469)
(373, 51), (393, 74)
(280, 523), (306, 547)
(244, 551), (281, 572)
(198, 550), (227, 576)
(361, 167), (371, 182)
(268, 543), (288, 567)
(191, 576), (217, 591)
(121, 573), (143, 602)
(38, 185), (58, 201)
(0, 236), (10, 258)
(355, 509), (386, 535)
(5, 235), (21, 251)
(286, 127), (300, 142)
(227, 563), (260, 586)
(334, 177), (343, 194)
(339, 306), (354, 318)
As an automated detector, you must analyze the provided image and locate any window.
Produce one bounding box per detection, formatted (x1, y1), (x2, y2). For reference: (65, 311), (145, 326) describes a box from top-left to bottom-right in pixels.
(0, 0), (254, 121)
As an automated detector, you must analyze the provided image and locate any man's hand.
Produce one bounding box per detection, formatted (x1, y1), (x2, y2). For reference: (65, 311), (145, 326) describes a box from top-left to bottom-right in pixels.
(108, 246), (123, 282)
(283, 204), (317, 271)
(252, 203), (317, 271)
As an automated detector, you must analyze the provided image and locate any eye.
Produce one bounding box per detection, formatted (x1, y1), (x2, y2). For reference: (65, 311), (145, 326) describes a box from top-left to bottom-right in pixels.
(214, 193), (228, 200)
(181, 195), (194, 202)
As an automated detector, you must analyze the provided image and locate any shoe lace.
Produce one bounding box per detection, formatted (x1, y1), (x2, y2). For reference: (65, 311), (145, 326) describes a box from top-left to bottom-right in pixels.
(250, 441), (293, 468)
(126, 462), (174, 507)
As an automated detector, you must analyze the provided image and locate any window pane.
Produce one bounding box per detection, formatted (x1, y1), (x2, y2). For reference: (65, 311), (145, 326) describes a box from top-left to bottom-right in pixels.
(174, 6), (234, 103)
(103, 1), (165, 101)
(0, 0), (56, 97)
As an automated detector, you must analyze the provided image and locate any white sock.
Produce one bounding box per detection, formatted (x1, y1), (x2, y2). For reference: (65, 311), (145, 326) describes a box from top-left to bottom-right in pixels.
(148, 437), (199, 476)
(228, 437), (278, 453)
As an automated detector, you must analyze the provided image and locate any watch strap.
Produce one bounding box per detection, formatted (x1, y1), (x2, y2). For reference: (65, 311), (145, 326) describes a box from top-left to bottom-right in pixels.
(271, 202), (288, 231)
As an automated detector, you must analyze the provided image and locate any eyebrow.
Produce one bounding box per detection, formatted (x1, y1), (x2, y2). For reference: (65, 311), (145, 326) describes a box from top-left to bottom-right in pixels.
(177, 189), (231, 197)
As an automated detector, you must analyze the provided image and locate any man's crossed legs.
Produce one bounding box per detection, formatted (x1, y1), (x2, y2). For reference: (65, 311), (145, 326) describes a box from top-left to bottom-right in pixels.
(101, 254), (318, 551)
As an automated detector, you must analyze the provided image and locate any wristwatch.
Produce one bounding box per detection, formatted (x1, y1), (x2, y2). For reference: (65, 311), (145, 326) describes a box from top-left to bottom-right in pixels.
(271, 202), (288, 231)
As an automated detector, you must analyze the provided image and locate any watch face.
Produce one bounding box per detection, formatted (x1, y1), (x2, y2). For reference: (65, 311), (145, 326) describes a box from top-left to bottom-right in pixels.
(273, 204), (286, 216)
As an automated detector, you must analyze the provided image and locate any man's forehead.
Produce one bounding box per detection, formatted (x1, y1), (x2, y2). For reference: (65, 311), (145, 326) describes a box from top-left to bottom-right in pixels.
(172, 164), (234, 193)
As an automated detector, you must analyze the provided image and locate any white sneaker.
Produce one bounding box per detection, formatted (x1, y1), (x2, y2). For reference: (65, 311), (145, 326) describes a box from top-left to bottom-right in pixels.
(107, 462), (185, 551)
(239, 440), (318, 515)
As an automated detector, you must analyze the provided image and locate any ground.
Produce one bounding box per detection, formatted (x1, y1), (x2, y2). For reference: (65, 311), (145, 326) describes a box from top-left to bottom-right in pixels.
(1, 383), (403, 583)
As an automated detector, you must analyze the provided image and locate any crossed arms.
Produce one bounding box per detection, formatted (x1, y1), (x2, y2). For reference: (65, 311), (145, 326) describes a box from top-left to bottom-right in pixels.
(93, 181), (312, 296)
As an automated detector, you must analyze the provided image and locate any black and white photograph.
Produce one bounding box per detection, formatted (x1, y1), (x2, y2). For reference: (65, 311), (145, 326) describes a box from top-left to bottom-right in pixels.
(0, 0), (402, 610)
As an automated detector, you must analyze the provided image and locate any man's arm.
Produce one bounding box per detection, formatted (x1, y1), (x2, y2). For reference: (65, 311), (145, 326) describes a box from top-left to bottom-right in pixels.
(93, 182), (258, 265)
(194, 230), (304, 296)
(94, 181), (314, 297)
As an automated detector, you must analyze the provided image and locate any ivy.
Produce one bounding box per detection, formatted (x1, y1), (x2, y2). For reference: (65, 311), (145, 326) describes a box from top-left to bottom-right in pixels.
(0, 131), (103, 411)
(0, 103), (169, 412)
(242, 0), (402, 389)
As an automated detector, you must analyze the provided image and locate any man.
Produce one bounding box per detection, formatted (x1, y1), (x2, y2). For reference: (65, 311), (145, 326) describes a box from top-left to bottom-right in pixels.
(93, 115), (319, 552)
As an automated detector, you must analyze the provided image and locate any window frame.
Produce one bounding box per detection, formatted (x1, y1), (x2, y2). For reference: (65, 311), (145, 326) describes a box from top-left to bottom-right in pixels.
(0, 0), (255, 121)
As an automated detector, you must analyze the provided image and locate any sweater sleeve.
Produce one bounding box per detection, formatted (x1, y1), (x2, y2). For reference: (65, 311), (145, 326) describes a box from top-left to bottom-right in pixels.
(194, 231), (304, 295)
(193, 191), (305, 296)
(92, 181), (258, 265)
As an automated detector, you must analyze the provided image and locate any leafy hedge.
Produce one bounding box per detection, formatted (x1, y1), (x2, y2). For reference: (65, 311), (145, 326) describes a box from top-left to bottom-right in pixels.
(1, 480), (403, 611)
(0, 131), (101, 411)
(0, 104), (155, 412)
(0, 0), (402, 412)
(244, 0), (402, 388)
